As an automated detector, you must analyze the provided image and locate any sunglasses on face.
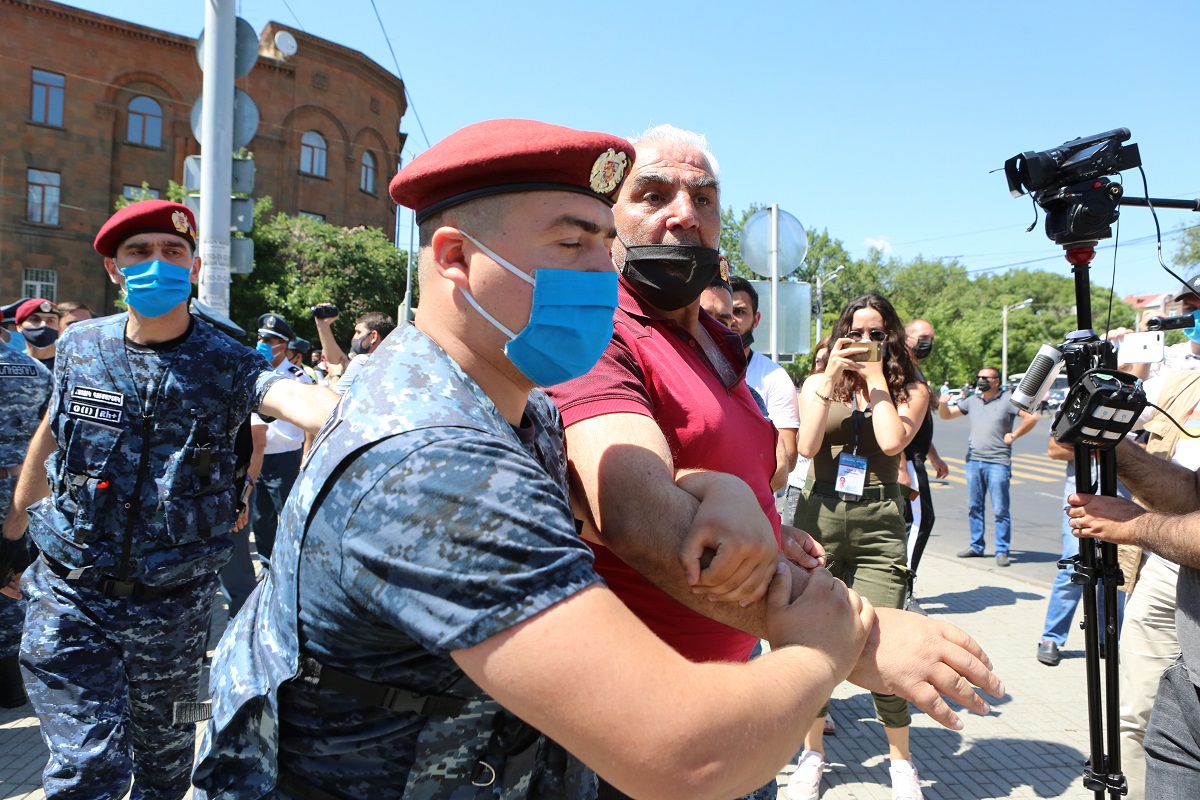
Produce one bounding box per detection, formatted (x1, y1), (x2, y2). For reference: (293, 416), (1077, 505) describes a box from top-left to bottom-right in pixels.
(977, 375), (997, 381)
(847, 329), (887, 343)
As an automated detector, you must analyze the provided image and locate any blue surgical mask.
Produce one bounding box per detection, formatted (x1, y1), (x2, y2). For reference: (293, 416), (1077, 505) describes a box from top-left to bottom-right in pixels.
(1185, 311), (1200, 344)
(120, 260), (193, 318)
(457, 230), (617, 387)
(256, 340), (282, 363)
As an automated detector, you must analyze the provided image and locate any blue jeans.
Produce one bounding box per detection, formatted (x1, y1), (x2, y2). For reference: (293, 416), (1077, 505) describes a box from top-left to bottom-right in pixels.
(966, 459), (1011, 555)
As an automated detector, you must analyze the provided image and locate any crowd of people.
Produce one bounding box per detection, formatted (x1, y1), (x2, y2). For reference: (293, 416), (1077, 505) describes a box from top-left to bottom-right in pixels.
(0, 114), (1196, 800)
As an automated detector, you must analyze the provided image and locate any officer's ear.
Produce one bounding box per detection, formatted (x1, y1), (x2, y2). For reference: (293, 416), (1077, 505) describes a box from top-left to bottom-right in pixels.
(102, 258), (124, 287)
(190, 255), (202, 284)
(429, 227), (469, 290)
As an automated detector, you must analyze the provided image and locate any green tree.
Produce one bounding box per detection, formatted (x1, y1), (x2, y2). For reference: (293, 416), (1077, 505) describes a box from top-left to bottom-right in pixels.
(230, 198), (409, 345)
(1175, 225), (1200, 270)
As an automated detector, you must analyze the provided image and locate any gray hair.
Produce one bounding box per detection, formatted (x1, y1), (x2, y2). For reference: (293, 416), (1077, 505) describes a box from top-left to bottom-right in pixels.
(630, 124), (720, 178)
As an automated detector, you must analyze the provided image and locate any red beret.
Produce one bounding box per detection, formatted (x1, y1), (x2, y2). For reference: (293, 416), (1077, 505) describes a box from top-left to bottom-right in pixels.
(14, 298), (57, 326)
(390, 119), (634, 223)
(94, 200), (198, 257)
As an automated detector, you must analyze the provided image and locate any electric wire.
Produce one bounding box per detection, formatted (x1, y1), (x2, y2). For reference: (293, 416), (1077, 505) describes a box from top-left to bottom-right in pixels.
(368, 0), (431, 150)
(1144, 401), (1200, 439)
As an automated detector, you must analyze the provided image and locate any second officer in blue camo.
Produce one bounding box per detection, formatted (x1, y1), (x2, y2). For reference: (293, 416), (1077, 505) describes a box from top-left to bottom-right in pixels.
(0, 199), (340, 800)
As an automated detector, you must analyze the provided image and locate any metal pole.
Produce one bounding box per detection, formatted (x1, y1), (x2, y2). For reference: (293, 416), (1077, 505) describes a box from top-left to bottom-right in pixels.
(769, 203), (779, 361)
(1002, 304), (1010, 386)
(400, 203), (415, 321)
(197, 0), (235, 314)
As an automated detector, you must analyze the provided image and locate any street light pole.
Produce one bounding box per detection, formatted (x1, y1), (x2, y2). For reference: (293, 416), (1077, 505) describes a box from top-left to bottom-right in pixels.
(814, 264), (845, 345)
(1002, 297), (1033, 386)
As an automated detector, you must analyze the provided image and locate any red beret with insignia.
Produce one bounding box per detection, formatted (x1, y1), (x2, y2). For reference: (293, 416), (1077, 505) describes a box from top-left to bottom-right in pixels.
(14, 298), (58, 326)
(389, 119), (635, 223)
(94, 199), (198, 257)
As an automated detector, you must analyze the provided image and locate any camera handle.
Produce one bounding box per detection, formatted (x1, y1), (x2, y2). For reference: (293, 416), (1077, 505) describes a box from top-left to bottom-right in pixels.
(1061, 245), (1127, 799)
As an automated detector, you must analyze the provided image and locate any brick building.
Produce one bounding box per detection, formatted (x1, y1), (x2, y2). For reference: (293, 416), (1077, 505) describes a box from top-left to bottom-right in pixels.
(0, 0), (406, 313)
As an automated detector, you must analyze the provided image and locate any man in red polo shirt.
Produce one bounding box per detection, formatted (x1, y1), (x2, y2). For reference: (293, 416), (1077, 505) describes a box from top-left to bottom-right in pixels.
(546, 124), (1003, 799)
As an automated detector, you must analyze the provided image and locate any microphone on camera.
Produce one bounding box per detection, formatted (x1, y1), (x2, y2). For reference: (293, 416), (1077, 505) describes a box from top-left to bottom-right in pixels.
(1011, 343), (1065, 413)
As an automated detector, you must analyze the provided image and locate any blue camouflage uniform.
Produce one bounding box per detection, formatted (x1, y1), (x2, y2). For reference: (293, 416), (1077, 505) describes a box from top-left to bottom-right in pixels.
(0, 346), (52, 663)
(20, 313), (279, 800)
(193, 323), (601, 799)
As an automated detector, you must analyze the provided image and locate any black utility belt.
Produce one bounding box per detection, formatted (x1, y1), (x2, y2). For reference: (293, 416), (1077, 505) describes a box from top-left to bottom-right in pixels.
(41, 555), (165, 600)
(808, 480), (906, 502)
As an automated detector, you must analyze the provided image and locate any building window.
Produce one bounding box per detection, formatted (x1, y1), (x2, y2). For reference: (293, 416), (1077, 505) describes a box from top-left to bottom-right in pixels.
(123, 185), (160, 201)
(31, 69), (64, 127)
(27, 169), (61, 225)
(300, 131), (327, 176)
(127, 96), (163, 147)
(360, 151), (376, 194)
(23, 268), (58, 302)
(298, 211), (325, 222)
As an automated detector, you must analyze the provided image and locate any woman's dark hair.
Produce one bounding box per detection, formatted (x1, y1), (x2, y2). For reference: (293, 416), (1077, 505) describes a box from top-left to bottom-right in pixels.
(817, 292), (921, 404)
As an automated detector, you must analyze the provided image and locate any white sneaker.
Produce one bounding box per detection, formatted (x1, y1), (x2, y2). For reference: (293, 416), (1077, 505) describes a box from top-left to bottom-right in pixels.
(889, 759), (922, 800)
(787, 750), (824, 800)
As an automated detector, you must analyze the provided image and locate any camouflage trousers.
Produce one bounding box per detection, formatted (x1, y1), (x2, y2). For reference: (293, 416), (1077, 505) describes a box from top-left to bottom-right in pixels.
(0, 594), (24, 658)
(20, 558), (217, 800)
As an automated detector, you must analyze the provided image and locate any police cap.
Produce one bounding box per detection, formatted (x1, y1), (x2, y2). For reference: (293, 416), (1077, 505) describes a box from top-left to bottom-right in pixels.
(14, 298), (58, 326)
(389, 119), (635, 224)
(257, 313), (296, 342)
(94, 200), (198, 257)
(0, 298), (32, 325)
(288, 337), (311, 355)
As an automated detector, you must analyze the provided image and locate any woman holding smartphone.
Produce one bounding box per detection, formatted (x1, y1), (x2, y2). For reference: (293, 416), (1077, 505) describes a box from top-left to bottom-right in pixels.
(786, 292), (931, 800)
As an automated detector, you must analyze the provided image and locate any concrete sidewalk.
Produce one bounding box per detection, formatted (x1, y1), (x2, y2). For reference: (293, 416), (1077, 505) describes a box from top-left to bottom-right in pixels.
(0, 552), (1110, 800)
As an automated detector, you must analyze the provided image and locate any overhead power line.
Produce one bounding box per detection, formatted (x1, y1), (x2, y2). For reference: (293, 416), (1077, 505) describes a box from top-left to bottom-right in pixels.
(368, 0), (431, 151)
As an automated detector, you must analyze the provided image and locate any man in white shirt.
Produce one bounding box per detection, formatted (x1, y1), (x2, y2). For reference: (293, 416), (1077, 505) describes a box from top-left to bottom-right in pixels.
(729, 276), (800, 482)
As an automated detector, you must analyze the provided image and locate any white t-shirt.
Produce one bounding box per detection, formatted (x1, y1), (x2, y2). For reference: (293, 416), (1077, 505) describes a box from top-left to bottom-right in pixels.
(251, 359), (315, 454)
(745, 350), (800, 431)
(333, 353), (369, 396)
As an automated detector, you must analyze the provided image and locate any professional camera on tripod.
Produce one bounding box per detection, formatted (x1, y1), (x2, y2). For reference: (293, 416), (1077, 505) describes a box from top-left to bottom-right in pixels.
(1004, 128), (1200, 799)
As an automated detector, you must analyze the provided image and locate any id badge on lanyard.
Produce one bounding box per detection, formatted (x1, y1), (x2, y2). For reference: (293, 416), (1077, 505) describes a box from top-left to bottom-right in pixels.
(835, 396), (867, 500)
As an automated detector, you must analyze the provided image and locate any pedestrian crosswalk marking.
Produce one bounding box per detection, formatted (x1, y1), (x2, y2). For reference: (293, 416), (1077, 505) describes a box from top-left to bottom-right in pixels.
(930, 454), (1064, 488)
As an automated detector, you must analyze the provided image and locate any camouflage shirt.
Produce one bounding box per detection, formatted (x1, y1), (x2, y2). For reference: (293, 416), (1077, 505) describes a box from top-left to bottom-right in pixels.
(194, 323), (600, 799)
(27, 315), (279, 586)
(0, 345), (52, 517)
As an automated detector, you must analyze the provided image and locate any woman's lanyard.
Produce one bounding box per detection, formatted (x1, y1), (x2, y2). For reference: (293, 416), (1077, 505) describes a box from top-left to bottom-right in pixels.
(836, 395), (868, 500)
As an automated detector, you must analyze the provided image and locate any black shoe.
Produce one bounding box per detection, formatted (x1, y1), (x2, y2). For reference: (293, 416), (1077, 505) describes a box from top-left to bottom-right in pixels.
(996, 552), (1011, 567)
(957, 548), (984, 558)
(1037, 640), (1061, 666)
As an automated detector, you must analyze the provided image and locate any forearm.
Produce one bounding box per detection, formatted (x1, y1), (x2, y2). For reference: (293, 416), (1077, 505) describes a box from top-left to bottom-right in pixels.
(3, 415), (56, 540)
(1116, 438), (1200, 513)
(1012, 413), (1039, 439)
(780, 428), (799, 472)
(260, 382), (339, 435)
(315, 323), (349, 368)
(796, 380), (834, 459)
(1131, 511), (1200, 569)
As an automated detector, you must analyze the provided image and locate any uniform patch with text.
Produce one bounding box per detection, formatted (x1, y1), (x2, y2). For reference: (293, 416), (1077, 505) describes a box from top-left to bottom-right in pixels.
(68, 385), (125, 424)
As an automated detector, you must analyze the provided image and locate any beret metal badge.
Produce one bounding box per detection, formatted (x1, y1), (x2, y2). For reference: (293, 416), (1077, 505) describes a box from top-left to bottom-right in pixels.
(172, 210), (196, 239)
(590, 149), (629, 196)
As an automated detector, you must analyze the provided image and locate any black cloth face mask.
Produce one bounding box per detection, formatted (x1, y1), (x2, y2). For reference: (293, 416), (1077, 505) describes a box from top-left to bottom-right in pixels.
(911, 338), (933, 360)
(619, 242), (722, 312)
(740, 330), (754, 349)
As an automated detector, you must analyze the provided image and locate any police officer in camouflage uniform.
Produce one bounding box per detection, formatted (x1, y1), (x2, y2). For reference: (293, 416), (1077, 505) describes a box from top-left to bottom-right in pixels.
(0, 325), (52, 708)
(192, 119), (1002, 800)
(0, 199), (339, 800)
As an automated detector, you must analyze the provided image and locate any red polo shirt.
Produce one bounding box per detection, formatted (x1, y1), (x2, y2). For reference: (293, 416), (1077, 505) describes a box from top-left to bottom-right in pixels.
(546, 278), (781, 663)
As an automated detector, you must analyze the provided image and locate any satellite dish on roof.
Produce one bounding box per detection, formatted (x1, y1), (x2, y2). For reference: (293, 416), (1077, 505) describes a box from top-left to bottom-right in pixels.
(274, 30), (298, 58)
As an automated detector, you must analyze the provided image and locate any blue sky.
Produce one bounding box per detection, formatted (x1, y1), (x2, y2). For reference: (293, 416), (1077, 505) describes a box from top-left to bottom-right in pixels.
(64, 0), (1200, 301)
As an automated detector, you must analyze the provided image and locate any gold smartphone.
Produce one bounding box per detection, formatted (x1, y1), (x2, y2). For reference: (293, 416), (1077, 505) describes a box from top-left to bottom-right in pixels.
(849, 341), (884, 362)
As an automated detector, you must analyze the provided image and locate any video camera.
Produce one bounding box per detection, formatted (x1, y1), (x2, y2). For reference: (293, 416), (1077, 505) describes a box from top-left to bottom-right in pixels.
(1004, 128), (1142, 246)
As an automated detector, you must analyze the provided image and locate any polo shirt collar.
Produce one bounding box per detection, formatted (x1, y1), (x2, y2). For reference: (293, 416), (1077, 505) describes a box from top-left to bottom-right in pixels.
(616, 276), (749, 378)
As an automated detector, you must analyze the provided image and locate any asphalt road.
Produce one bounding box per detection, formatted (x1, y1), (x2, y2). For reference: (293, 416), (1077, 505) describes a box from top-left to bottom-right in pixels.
(918, 409), (1069, 590)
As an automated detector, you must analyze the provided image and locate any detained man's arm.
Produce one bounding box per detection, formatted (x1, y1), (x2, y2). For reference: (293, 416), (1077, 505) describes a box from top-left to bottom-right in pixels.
(2, 413), (55, 541)
(566, 412), (780, 609)
(258, 380), (339, 435)
(770, 432), (790, 492)
(453, 565), (874, 800)
(232, 425), (267, 533)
